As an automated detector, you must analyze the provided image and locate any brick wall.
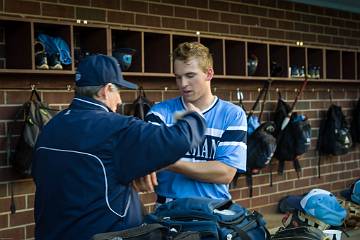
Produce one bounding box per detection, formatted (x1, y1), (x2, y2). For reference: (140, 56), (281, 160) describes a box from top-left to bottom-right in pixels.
(1, 0), (360, 239)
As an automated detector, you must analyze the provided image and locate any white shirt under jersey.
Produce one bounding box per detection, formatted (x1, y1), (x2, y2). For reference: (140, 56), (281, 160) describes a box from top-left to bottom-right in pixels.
(145, 96), (247, 199)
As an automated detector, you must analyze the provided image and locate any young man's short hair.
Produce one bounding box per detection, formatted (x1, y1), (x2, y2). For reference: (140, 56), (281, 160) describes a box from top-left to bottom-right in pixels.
(173, 42), (213, 72)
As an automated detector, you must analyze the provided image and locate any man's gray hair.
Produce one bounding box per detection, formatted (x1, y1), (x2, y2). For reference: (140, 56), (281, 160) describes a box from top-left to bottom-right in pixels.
(74, 85), (104, 98)
(75, 84), (119, 98)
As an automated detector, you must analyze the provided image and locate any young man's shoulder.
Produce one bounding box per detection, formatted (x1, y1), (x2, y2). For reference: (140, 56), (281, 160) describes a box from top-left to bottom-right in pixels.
(150, 97), (181, 112)
(217, 98), (245, 114)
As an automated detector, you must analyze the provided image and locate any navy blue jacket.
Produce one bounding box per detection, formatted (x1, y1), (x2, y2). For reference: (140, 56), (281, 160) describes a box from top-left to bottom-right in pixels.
(32, 96), (206, 240)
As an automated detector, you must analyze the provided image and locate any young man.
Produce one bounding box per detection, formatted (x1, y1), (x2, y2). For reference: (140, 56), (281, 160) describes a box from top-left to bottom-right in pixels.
(144, 42), (247, 202)
(31, 54), (206, 240)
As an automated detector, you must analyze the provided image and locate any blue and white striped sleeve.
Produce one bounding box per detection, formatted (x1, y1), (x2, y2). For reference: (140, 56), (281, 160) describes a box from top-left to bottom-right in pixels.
(145, 104), (167, 126)
(216, 108), (247, 172)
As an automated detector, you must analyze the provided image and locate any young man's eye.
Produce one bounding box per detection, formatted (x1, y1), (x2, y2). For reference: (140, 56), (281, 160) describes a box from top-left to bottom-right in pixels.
(186, 73), (195, 78)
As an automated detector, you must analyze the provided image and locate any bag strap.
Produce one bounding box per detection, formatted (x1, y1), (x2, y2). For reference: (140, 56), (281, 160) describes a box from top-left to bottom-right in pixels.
(247, 81), (270, 122)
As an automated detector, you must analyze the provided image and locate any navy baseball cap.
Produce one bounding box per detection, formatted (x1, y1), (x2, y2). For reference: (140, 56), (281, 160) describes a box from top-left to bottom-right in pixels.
(75, 54), (138, 89)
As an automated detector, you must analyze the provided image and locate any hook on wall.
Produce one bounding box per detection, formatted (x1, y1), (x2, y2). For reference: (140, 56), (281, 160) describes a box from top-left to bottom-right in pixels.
(31, 84), (36, 91)
(164, 86), (168, 92)
(66, 85), (72, 91)
(276, 88), (279, 92)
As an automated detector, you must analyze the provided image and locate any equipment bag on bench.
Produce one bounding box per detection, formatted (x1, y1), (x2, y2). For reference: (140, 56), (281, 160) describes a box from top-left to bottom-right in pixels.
(145, 197), (270, 240)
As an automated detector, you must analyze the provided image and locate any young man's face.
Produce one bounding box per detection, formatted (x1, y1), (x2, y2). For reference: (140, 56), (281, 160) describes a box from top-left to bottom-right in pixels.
(174, 58), (213, 105)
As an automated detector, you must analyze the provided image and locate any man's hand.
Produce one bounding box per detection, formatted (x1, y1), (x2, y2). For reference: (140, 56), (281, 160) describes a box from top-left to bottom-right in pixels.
(132, 172), (158, 193)
(186, 102), (202, 114)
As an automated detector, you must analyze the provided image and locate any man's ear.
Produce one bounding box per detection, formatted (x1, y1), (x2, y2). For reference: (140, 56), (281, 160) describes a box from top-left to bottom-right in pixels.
(96, 84), (109, 100)
(206, 67), (214, 81)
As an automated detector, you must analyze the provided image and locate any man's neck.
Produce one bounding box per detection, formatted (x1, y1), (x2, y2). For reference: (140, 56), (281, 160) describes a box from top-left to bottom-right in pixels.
(184, 94), (216, 111)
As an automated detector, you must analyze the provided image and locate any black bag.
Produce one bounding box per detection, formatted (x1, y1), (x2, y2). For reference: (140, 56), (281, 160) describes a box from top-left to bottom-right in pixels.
(7, 89), (53, 176)
(145, 197), (270, 240)
(273, 94), (311, 177)
(127, 87), (153, 120)
(351, 98), (360, 144)
(317, 104), (352, 177)
(231, 82), (277, 197)
(271, 226), (329, 240)
(92, 223), (201, 240)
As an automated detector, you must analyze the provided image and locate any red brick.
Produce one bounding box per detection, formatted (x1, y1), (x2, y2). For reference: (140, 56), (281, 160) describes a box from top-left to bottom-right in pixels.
(278, 20), (294, 30)
(230, 3), (248, 14)
(0, 106), (22, 121)
(248, 6), (268, 16)
(294, 22), (309, 32)
(251, 195), (269, 207)
(186, 0), (208, 8)
(136, 14), (161, 27)
(5, 0), (40, 15)
(0, 227), (25, 239)
(12, 181), (35, 195)
(186, 20), (208, 32)
(249, 27), (267, 37)
(198, 10), (219, 21)
(278, 181), (294, 191)
(301, 14), (316, 24)
(260, 18), (276, 28)
(92, 0), (120, 9)
(0, 214), (8, 228)
(162, 0), (185, 5)
(26, 223), (35, 239)
(221, 13), (240, 24)
(268, 9), (284, 19)
(294, 2), (309, 12)
(174, 6), (197, 19)
(0, 196), (26, 213)
(0, 91), (4, 104)
(309, 24), (323, 34)
(268, 29), (285, 39)
(60, 0), (90, 5)
(42, 3), (74, 19)
(209, 22), (229, 34)
(162, 17), (185, 29)
(210, 1), (229, 11)
(27, 194), (35, 209)
(42, 92), (74, 105)
(6, 90), (33, 104)
(230, 25), (249, 35)
(277, 0), (293, 11)
(76, 7), (106, 21)
(309, 5), (324, 15)
(108, 11), (135, 25)
(241, 16), (259, 26)
(332, 18), (345, 28)
(285, 11), (301, 21)
(122, 0), (148, 13)
(149, 3), (173, 16)
(10, 210), (34, 226)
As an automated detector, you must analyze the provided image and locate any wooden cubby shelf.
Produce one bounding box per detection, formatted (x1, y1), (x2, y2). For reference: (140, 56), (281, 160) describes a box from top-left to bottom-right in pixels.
(0, 17), (359, 83)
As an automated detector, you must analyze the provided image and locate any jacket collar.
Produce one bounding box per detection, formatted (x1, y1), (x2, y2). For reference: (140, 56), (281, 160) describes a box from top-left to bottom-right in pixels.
(70, 95), (111, 112)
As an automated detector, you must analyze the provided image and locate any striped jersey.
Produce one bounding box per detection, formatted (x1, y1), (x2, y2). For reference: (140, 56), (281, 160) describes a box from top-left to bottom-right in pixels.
(145, 96), (247, 199)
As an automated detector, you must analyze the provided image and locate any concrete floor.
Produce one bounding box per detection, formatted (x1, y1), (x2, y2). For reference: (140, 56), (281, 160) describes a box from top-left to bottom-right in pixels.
(263, 213), (360, 240)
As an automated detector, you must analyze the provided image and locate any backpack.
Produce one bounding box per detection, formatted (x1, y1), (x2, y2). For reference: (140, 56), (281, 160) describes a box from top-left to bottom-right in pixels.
(7, 89), (53, 177)
(231, 82), (277, 197)
(145, 197), (270, 240)
(271, 226), (329, 240)
(317, 104), (352, 177)
(273, 93), (311, 178)
(127, 87), (153, 120)
(350, 98), (360, 144)
(92, 223), (201, 240)
(7, 89), (54, 214)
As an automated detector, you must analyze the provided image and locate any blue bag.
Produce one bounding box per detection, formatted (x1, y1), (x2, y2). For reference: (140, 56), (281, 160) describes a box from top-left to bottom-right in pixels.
(144, 197), (270, 240)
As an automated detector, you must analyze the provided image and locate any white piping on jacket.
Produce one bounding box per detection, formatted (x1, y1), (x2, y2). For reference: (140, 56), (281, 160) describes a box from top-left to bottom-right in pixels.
(73, 98), (109, 112)
(36, 146), (131, 218)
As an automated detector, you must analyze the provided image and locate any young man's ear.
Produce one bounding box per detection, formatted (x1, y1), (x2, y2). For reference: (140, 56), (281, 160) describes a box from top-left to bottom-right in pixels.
(206, 67), (214, 81)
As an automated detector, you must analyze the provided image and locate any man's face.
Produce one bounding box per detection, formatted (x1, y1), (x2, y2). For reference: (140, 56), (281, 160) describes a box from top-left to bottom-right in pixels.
(174, 58), (213, 105)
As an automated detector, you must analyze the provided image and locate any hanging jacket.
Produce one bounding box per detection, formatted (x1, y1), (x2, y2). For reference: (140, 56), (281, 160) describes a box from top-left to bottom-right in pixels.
(32, 95), (206, 240)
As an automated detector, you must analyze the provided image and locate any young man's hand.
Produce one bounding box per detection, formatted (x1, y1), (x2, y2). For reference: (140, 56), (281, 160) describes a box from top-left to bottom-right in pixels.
(132, 172), (158, 193)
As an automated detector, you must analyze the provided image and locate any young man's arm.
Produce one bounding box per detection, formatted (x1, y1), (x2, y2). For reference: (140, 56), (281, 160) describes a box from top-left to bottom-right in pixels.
(166, 107), (247, 185)
(166, 161), (236, 184)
